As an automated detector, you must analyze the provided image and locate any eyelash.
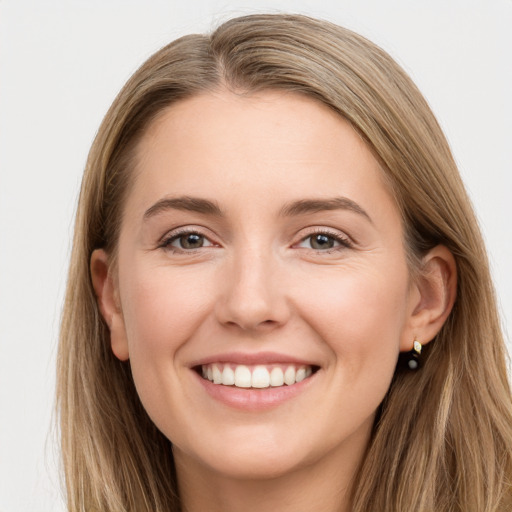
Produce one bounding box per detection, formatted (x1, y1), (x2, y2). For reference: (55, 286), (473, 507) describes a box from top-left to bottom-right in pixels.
(159, 228), (215, 253)
(159, 227), (353, 254)
(296, 228), (353, 253)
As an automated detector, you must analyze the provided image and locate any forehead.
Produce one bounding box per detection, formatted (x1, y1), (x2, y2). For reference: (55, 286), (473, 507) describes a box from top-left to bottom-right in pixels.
(127, 90), (397, 221)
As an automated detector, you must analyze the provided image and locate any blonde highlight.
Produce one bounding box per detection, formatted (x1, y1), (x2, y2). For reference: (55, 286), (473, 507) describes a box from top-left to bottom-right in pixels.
(57, 14), (512, 511)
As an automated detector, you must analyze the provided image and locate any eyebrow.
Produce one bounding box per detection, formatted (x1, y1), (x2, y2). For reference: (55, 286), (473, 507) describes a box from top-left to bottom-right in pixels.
(280, 197), (372, 223)
(143, 196), (223, 220)
(143, 195), (372, 223)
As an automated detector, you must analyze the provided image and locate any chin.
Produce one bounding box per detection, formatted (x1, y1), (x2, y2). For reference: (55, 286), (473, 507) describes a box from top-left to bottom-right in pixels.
(205, 451), (306, 481)
(176, 429), (311, 481)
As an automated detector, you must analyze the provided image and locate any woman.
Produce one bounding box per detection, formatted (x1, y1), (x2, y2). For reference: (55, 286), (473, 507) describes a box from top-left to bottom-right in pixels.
(57, 13), (512, 512)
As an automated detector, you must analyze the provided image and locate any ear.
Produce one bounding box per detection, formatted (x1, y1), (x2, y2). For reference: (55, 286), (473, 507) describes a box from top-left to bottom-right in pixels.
(90, 249), (130, 361)
(400, 245), (457, 351)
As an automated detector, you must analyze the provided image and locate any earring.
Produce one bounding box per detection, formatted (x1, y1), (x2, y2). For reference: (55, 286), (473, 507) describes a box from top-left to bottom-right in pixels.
(406, 340), (422, 370)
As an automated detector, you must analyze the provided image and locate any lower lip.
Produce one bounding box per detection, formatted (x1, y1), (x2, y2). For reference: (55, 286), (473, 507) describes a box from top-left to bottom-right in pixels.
(193, 370), (317, 411)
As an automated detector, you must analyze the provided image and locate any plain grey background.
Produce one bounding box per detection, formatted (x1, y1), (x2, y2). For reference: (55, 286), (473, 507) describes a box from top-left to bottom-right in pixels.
(1, 1), (511, 510)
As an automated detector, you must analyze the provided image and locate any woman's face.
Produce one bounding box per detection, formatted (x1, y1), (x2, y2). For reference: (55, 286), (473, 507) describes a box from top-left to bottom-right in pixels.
(102, 91), (421, 480)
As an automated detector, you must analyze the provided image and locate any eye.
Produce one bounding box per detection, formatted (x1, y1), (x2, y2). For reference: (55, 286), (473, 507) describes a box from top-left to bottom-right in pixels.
(162, 230), (214, 251)
(297, 231), (352, 251)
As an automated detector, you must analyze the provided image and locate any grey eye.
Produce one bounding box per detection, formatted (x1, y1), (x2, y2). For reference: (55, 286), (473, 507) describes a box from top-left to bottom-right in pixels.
(308, 234), (337, 250)
(170, 233), (209, 249)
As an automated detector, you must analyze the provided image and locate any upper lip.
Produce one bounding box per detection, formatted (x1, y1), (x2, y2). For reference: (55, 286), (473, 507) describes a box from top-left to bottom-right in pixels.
(189, 351), (319, 368)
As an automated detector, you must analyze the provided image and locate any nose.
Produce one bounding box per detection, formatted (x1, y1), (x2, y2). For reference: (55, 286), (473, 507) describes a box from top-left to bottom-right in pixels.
(215, 247), (291, 332)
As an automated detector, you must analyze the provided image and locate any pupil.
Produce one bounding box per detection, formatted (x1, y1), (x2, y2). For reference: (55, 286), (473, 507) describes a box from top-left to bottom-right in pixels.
(182, 234), (203, 249)
(312, 234), (334, 250)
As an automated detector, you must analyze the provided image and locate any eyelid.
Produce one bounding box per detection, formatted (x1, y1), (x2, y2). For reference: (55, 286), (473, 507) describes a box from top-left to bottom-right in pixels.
(293, 227), (354, 250)
(169, 233), (214, 248)
(158, 226), (219, 251)
(157, 225), (354, 253)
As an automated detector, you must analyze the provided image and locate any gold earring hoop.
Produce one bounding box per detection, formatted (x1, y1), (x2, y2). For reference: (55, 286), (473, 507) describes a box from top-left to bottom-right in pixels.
(406, 340), (422, 370)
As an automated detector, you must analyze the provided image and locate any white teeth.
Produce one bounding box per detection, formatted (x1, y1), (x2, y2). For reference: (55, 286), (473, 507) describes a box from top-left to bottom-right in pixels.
(284, 366), (296, 386)
(222, 365), (235, 385)
(212, 364), (222, 384)
(201, 363), (314, 388)
(295, 367), (306, 382)
(234, 365), (252, 388)
(251, 366), (270, 388)
(270, 367), (284, 387)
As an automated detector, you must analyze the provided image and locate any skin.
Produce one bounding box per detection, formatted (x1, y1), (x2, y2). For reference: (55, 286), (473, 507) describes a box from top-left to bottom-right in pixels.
(92, 91), (456, 512)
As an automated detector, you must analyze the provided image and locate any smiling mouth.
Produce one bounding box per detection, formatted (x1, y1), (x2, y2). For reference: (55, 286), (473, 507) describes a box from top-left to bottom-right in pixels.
(196, 363), (319, 389)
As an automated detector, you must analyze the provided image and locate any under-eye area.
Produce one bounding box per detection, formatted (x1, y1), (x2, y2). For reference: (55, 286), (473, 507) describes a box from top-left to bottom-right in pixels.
(195, 363), (321, 389)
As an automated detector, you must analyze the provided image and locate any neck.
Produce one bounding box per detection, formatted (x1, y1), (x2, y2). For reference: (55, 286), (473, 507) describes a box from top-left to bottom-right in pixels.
(174, 425), (371, 512)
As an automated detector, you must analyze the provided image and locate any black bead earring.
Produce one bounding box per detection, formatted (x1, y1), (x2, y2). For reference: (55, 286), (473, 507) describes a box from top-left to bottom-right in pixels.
(406, 340), (422, 370)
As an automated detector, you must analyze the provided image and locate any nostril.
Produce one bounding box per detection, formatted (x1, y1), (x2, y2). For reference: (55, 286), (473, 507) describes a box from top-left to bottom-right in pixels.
(223, 318), (280, 331)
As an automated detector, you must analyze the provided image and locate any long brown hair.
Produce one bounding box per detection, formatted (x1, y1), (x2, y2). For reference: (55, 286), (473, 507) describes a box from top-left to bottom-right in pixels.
(57, 14), (512, 511)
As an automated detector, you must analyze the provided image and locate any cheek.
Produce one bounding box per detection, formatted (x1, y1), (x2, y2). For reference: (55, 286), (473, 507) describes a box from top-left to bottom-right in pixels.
(116, 264), (219, 431)
(117, 264), (216, 402)
(120, 265), (209, 347)
(296, 263), (409, 368)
